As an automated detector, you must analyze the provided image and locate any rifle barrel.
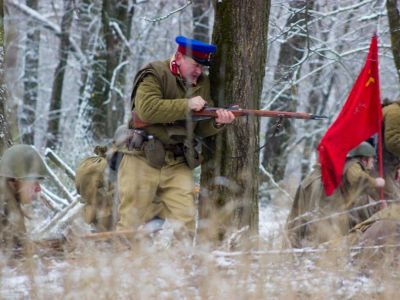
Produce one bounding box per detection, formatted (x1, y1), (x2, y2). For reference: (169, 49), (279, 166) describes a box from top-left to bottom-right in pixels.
(194, 108), (327, 120)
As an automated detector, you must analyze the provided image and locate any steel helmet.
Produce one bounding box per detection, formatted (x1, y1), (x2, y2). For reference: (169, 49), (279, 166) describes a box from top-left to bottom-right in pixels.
(0, 144), (48, 179)
(347, 142), (375, 158)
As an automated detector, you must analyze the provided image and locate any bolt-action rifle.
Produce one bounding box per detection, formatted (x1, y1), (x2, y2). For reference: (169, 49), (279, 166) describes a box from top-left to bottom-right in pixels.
(131, 106), (327, 129)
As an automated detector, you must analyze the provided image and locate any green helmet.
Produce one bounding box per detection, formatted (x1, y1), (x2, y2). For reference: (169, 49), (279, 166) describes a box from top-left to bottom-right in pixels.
(347, 142), (375, 158)
(0, 144), (48, 179)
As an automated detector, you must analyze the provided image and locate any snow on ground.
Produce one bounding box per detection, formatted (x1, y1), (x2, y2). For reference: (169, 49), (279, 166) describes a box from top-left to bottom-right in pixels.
(1, 186), (399, 299)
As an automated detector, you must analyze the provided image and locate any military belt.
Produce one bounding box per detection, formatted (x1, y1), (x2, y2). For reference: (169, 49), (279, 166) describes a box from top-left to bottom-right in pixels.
(164, 143), (185, 157)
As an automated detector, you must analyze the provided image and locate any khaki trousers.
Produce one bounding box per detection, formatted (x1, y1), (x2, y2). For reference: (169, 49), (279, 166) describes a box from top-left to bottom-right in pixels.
(117, 151), (195, 232)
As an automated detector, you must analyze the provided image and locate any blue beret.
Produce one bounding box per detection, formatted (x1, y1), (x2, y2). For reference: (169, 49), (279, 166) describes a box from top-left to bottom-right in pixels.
(176, 35), (217, 65)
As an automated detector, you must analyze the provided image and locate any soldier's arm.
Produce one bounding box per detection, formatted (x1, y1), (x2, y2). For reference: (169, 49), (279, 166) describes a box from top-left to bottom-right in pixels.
(134, 74), (188, 123)
(346, 162), (377, 188)
(194, 94), (226, 137)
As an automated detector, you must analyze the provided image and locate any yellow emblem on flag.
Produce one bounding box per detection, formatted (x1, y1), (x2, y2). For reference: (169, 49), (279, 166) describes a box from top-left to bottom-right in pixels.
(365, 69), (375, 87)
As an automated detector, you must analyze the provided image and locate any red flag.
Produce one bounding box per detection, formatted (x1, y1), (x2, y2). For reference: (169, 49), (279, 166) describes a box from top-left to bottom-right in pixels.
(317, 35), (382, 196)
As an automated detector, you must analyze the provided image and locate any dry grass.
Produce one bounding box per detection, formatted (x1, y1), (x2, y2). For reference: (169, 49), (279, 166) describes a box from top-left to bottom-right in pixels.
(2, 187), (399, 299)
(1, 228), (400, 300)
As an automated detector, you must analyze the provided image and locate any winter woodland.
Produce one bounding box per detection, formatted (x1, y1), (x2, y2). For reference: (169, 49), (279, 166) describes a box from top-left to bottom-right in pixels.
(1, 0), (400, 298)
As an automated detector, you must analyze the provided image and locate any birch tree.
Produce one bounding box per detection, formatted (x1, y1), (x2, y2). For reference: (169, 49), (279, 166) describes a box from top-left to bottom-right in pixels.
(46, 0), (74, 149)
(199, 0), (270, 242)
(20, 0), (40, 144)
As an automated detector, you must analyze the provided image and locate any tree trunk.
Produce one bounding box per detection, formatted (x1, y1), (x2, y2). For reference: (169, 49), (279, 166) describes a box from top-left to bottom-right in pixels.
(386, 0), (400, 83)
(46, 0), (73, 149)
(0, 0), (11, 154)
(73, 0), (101, 145)
(77, 0), (96, 108)
(199, 0), (270, 242)
(192, 0), (210, 42)
(261, 0), (313, 182)
(89, 0), (133, 140)
(21, 0), (40, 144)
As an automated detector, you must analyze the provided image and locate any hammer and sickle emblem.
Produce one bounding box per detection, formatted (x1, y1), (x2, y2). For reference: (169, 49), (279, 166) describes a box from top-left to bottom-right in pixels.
(365, 69), (375, 87)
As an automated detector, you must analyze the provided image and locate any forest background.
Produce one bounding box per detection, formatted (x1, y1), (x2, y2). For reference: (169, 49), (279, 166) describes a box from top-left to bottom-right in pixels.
(0, 0), (400, 236)
(2, 1), (400, 298)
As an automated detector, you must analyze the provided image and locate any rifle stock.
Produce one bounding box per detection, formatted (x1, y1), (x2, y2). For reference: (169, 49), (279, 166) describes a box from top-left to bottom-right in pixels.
(131, 107), (327, 129)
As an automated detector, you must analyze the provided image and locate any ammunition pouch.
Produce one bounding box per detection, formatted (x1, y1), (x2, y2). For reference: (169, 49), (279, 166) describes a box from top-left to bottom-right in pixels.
(143, 137), (165, 169)
(138, 132), (202, 169)
(183, 141), (202, 169)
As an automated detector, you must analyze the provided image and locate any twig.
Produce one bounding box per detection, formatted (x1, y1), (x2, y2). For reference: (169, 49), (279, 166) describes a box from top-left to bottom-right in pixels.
(43, 162), (76, 204)
(32, 197), (82, 239)
(41, 186), (70, 207)
(142, 1), (192, 22)
(259, 164), (293, 201)
(8, 0), (86, 64)
(213, 242), (400, 257)
(39, 193), (61, 213)
(45, 148), (75, 181)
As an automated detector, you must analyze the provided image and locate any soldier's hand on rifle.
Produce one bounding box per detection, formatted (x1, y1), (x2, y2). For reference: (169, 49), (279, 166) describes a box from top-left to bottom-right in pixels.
(375, 177), (385, 188)
(215, 109), (235, 125)
(188, 96), (207, 111)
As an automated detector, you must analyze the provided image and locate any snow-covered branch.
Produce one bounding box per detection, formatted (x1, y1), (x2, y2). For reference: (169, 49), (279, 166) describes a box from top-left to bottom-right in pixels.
(259, 164), (293, 201)
(142, 1), (192, 22)
(7, 0), (86, 64)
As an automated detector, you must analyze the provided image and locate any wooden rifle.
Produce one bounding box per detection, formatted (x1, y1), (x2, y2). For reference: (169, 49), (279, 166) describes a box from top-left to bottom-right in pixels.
(131, 106), (327, 129)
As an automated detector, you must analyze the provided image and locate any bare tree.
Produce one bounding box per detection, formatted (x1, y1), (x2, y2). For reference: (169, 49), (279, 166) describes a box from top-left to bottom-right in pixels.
(20, 0), (40, 144)
(46, 0), (74, 149)
(261, 0), (314, 182)
(87, 0), (133, 140)
(192, 0), (210, 42)
(299, 7), (354, 178)
(199, 0), (270, 242)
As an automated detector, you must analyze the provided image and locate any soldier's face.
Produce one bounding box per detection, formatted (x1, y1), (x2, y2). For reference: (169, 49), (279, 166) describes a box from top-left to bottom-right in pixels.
(176, 52), (204, 85)
(362, 157), (374, 171)
(16, 180), (42, 204)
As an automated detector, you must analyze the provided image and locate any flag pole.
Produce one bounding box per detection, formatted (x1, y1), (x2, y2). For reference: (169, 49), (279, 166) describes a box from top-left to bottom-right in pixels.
(377, 128), (386, 208)
(373, 32), (386, 208)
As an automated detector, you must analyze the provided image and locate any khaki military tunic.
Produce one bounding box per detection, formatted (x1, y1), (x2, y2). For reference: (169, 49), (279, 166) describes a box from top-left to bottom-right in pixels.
(382, 102), (400, 200)
(117, 60), (222, 233)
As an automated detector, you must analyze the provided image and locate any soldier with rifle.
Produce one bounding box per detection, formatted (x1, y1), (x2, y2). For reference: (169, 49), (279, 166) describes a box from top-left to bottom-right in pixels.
(118, 35), (326, 241)
(117, 36), (235, 238)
